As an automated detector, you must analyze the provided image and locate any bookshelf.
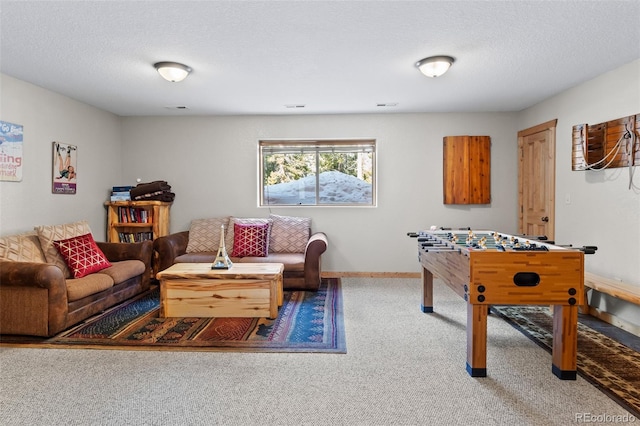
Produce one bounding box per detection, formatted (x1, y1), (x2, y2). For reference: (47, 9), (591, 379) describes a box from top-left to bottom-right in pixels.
(105, 200), (171, 244)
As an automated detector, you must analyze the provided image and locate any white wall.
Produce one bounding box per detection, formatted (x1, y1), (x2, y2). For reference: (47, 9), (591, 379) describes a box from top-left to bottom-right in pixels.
(518, 59), (640, 329)
(2, 59), (637, 284)
(121, 113), (519, 274)
(519, 59), (640, 286)
(0, 75), (122, 240)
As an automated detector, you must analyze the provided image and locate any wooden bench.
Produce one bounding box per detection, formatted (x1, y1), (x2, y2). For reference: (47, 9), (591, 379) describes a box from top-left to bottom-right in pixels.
(582, 271), (640, 336)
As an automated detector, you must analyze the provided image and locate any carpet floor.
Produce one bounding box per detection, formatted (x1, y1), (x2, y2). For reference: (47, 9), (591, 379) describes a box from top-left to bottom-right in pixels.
(0, 278), (634, 425)
(493, 305), (640, 417)
(0, 278), (345, 353)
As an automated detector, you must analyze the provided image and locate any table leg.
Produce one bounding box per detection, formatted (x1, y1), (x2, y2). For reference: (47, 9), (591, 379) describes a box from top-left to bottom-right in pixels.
(551, 304), (578, 380)
(466, 303), (488, 377)
(269, 278), (278, 319)
(159, 279), (167, 318)
(422, 267), (434, 313)
(276, 273), (283, 306)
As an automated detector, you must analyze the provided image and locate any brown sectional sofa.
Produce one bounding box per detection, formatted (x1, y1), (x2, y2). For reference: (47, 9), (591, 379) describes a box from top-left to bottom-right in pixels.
(0, 222), (152, 337)
(153, 215), (328, 291)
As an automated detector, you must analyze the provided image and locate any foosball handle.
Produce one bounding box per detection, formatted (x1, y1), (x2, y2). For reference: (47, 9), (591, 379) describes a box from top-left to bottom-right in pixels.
(556, 244), (597, 254)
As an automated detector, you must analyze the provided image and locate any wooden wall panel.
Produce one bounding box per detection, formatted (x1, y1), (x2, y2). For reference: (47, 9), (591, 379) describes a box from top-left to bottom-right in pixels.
(443, 135), (491, 204)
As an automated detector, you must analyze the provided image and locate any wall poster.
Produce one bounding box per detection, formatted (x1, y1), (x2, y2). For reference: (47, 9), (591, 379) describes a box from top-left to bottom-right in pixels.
(52, 142), (77, 194)
(0, 120), (24, 182)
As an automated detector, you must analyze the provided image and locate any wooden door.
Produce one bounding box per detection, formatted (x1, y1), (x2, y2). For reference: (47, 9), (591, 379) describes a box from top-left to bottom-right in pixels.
(518, 120), (557, 240)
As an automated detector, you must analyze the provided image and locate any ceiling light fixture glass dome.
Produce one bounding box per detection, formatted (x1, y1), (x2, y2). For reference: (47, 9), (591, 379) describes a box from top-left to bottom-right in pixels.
(415, 56), (455, 78)
(154, 61), (192, 82)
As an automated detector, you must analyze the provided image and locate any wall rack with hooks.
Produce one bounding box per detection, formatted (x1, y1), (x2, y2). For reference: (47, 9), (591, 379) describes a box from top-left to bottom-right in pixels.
(572, 114), (639, 171)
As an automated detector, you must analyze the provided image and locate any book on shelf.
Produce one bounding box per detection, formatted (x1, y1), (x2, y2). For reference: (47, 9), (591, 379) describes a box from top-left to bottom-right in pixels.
(112, 185), (134, 192)
(118, 231), (154, 243)
(110, 194), (131, 201)
(117, 206), (153, 223)
(110, 185), (133, 201)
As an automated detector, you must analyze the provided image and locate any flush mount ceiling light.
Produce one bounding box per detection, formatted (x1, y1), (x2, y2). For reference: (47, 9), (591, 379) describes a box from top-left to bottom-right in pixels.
(154, 61), (192, 82)
(415, 55), (455, 78)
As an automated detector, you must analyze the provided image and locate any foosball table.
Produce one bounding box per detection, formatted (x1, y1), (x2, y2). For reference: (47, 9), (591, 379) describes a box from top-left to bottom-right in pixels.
(411, 229), (589, 380)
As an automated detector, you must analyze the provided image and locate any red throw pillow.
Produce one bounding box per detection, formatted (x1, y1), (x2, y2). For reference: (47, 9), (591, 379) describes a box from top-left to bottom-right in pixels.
(231, 222), (270, 257)
(53, 233), (112, 278)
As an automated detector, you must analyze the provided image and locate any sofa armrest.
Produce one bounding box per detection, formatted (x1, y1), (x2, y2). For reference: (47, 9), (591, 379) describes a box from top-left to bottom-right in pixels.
(0, 261), (68, 336)
(96, 240), (153, 286)
(153, 231), (189, 274)
(0, 260), (67, 290)
(304, 232), (328, 290)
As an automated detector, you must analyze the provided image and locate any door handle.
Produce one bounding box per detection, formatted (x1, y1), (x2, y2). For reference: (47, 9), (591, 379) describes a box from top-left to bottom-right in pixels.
(541, 216), (549, 222)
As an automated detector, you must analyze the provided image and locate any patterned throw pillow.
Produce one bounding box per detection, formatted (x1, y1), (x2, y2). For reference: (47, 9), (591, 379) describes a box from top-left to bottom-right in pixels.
(225, 217), (272, 251)
(53, 233), (112, 278)
(269, 214), (311, 253)
(35, 220), (92, 278)
(0, 232), (47, 263)
(186, 217), (230, 253)
(231, 222), (270, 257)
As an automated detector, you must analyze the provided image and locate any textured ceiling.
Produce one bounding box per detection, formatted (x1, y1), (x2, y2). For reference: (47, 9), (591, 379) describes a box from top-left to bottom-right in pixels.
(1, 1), (639, 116)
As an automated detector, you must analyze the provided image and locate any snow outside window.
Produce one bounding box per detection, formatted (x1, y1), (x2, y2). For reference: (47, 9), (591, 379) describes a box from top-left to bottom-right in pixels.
(259, 139), (376, 206)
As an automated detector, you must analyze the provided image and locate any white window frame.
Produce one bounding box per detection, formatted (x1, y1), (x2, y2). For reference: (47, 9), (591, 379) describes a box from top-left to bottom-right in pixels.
(259, 139), (376, 207)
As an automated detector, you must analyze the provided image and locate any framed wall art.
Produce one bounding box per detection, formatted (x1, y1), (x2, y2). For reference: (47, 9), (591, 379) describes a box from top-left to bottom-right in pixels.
(0, 120), (24, 182)
(52, 141), (77, 194)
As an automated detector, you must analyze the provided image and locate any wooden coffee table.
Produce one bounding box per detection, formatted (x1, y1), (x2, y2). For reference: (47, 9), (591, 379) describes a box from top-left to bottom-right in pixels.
(156, 263), (284, 319)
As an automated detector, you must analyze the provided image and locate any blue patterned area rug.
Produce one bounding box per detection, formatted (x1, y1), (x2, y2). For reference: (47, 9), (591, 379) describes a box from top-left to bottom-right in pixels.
(5, 278), (345, 353)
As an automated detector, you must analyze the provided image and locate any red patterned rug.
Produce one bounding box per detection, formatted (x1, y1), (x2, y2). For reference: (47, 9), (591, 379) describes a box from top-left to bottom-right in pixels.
(1, 278), (345, 353)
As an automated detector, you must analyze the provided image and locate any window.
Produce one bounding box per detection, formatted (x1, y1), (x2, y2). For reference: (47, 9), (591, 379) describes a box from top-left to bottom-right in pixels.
(259, 139), (376, 206)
